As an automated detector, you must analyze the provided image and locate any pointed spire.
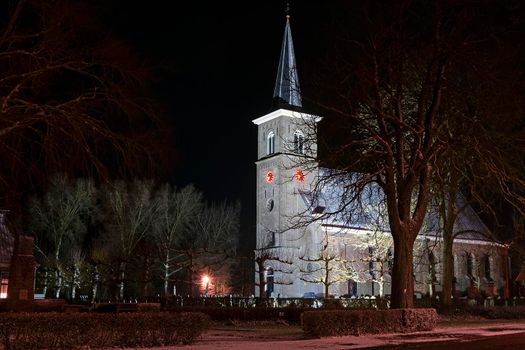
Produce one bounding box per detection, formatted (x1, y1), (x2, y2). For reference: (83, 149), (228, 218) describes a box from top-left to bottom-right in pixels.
(273, 11), (302, 108)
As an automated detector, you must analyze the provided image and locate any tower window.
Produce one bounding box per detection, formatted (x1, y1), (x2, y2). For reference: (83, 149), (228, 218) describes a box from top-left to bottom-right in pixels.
(267, 231), (276, 247)
(293, 130), (304, 154)
(267, 131), (275, 155)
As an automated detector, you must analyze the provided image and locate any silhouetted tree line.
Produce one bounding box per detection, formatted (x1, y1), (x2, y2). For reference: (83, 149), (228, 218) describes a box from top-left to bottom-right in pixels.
(23, 174), (240, 302)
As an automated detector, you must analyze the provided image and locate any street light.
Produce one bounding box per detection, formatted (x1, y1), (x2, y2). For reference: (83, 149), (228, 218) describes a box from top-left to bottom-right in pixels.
(202, 275), (210, 297)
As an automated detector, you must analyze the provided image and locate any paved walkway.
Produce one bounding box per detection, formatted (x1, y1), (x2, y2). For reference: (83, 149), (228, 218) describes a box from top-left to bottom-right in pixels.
(125, 320), (525, 350)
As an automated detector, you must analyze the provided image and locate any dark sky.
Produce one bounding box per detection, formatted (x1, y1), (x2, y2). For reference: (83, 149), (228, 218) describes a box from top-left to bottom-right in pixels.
(108, 1), (334, 247)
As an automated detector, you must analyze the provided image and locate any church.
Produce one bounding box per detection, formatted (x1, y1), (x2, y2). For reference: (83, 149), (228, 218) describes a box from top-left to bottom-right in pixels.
(253, 15), (510, 300)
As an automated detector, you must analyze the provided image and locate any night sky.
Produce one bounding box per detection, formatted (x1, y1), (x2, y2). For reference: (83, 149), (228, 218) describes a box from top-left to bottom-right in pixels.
(108, 1), (334, 249)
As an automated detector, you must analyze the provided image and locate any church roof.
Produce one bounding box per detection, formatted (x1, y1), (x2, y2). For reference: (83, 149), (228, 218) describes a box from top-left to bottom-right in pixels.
(273, 16), (302, 108)
(299, 168), (495, 243)
(423, 194), (494, 242)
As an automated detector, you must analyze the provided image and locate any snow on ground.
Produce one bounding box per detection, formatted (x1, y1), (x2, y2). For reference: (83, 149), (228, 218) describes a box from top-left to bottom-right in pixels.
(127, 320), (525, 350)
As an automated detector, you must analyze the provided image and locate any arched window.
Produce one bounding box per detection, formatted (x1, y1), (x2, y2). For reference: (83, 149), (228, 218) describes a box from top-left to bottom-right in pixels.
(428, 251), (437, 282)
(466, 253), (474, 278)
(267, 131), (275, 155)
(368, 246), (376, 278)
(293, 130), (304, 154)
(387, 248), (393, 273)
(484, 255), (493, 282)
(348, 279), (358, 297)
(265, 268), (274, 298)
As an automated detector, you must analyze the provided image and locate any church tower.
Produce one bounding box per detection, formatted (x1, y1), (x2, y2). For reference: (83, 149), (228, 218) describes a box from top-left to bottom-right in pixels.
(252, 13), (320, 297)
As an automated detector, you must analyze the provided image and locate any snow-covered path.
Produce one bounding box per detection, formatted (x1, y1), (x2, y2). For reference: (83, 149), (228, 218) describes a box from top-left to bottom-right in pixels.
(127, 320), (525, 350)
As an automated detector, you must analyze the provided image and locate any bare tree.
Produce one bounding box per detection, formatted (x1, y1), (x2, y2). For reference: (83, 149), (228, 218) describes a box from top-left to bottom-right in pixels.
(29, 174), (96, 298)
(303, 0), (525, 308)
(431, 46), (525, 308)
(174, 197), (240, 296)
(189, 201), (240, 296)
(63, 248), (84, 301)
(254, 231), (294, 299)
(355, 232), (393, 298)
(199, 201), (240, 295)
(510, 213), (525, 279)
(0, 0), (166, 210)
(299, 229), (355, 299)
(152, 184), (202, 297)
(101, 179), (156, 301)
(87, 240), (112, 304)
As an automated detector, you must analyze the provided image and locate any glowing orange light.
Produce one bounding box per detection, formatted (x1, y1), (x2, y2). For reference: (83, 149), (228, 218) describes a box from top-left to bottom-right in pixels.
(201, 275), (211, 297)
(295, 170), (305, 182)
(266, 171), (274, 183)
(201, 275), (210, 286)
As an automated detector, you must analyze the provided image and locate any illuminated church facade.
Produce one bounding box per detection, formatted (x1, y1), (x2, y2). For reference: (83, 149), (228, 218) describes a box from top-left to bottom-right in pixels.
(253, 16), (510, 300)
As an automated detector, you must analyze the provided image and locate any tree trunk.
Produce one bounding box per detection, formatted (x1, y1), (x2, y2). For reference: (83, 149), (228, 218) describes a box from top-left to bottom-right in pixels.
(257, 258), (266, 299)
(54, 268), (62, 299)
(163, 250), (171, 297)
(163, 262), (170, 297)
(324, 260), (330, 299)
(54, 246), (62, 299)
(391, 235), (415, 308)
(91, 265), (99, 304)
(142, 254), (151, 298)
(42, 269), (48, 297)
(118, 261), (126, 301)
(441, 234), (454, 311)
(188, 255), (195, 297)
(71, 264), (80, 300)
(439, 175), (460, 311)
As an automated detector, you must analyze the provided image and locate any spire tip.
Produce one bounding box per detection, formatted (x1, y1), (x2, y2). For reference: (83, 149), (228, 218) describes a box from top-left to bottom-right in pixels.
(273, 3), (302, 109)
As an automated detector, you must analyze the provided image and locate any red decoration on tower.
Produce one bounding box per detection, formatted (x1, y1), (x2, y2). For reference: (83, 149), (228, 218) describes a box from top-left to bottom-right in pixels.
(266, 171), (274, 183)
(295, 170), (305, 182)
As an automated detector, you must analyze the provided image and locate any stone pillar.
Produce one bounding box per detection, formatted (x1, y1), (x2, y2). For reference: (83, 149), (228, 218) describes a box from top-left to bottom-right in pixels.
(7, 235), (36, 311)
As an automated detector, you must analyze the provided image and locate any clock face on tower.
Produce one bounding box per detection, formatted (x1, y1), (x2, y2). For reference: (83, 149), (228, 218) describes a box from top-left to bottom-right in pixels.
(265, 171), (274, 183)
(294, 169), (305, 182)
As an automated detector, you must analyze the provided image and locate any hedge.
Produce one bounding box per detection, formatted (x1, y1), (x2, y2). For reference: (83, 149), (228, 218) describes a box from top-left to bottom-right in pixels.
(302, 308), (438, 337)
(0, 312), (209, 349)
(168, 306), (304, 323)
(456, 305), (525, 319)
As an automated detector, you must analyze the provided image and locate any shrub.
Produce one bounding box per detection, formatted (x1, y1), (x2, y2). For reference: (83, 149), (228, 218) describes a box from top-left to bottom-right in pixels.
(0, 312), (209, 349)
(301, 308), (438, 337)
(33, 299), (67, 312)
(136, 302), (161, 312)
